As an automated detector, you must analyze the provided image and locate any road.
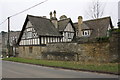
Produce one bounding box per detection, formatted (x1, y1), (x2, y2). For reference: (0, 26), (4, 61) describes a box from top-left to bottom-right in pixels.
(2, 61), (119, 78)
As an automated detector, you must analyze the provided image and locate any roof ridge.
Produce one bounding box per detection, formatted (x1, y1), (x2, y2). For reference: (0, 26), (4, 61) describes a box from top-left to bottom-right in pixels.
(58, 18), (71, 22)
(74, 17), (111, 24)
(84, 16), (110, 22)
(27, 14), (50, 20)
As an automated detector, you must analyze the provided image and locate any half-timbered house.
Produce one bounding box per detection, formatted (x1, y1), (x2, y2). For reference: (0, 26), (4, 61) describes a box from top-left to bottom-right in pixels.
(18, 15), (63, 46)
(17, 11), (114, 59)
(58, 17), (75, 42)
(17, 11), (76, 59)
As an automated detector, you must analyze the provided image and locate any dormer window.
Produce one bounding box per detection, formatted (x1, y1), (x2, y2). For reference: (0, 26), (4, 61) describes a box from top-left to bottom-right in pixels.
(82, 30), (91, 36)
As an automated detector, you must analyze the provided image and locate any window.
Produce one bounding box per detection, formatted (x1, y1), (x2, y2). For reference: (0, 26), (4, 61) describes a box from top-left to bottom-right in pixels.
(68, 33), (71, 39)
(26, 28), (33, 32)
(85, 32), (87, 35)
(82, 30), (90, 36)
(83, 31), (84, 35)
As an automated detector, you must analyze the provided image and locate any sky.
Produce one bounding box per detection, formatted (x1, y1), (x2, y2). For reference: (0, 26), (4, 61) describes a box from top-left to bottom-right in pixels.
(0, 0), (119, 32)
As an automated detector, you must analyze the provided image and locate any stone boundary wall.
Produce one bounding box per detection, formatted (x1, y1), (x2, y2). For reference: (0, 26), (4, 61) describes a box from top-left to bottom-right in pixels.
(42, 42), (113, 62)
(18, 32), (119, 63)
(41, 32), (120, 62)
(109, 32), (120, 62)
(18, 46), (46, 59)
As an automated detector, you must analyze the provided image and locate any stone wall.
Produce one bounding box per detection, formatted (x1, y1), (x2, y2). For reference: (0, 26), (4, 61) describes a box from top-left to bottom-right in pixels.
(109, 32), (120, 62)
(42, 43), (78, 61)
(42, 42), (111, 62)
(18, 46), (46, 59)
(18, 32), (119, 62)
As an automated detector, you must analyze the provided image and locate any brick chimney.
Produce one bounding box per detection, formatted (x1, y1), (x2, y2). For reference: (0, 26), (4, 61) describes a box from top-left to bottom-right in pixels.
(50, 12), (52, 19)
(53, 10), (56, 18)
(78, 16), (83, 25)
(78, 16), (83, 37)
(50, 10), (58, 29)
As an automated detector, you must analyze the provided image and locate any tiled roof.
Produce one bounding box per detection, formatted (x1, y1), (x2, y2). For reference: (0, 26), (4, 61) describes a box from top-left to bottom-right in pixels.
(28, 15), (61, 36)
(58, 18), (71, 31)
(74, 17), (113, 38)
(17, 15), (62, 44)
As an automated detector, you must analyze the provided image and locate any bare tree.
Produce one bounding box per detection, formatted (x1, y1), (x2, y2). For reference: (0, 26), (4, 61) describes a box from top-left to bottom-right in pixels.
(86, 0), (105, 19)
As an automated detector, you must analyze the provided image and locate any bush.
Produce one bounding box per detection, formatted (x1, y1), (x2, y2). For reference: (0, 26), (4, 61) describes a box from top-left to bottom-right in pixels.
(114, 29), (120, 32)
(96, 37), (109, 42)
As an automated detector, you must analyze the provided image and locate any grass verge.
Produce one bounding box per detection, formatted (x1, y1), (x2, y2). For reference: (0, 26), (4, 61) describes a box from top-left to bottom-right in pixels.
(3, 57), (119, 74)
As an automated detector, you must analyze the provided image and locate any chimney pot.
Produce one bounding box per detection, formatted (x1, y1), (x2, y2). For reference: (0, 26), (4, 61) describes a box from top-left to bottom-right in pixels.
(78, 16), (83, 25)
(50, 12), (52, 19)
(78, 16), (83, 19)
(53, 10), (56, 18)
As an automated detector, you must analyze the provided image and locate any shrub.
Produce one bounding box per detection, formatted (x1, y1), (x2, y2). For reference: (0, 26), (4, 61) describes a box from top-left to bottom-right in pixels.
(96, 37), (109, 42)
(114, 29), (120, 32)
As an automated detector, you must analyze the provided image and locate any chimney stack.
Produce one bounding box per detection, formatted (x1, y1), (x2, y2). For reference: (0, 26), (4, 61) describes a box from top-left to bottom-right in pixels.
(77, 16), (83, 37)
(53, 10), (56, 18)
(78, 16), (83, 25)
(50, 10), (58, 29)
(50, 12), (52, 19)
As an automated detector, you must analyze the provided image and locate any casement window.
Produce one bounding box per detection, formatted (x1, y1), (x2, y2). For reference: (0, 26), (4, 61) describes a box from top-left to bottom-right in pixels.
(82, 30), (90, 36)
(26, 28), (33, 32)
(47, 37), (49, 43)
(67, 32), (74, 39)
(22, 27), (38, 39)
(38, 38), (40, 44)
(83, 31), (84, 35)
(41, 37), (43, 44)
(85, 31), (88, 35)
(68, 33), (72, 39)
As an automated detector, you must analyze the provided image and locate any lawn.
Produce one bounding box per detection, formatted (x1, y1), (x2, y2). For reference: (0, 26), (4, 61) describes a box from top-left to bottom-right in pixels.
(3, 57), (119, 74)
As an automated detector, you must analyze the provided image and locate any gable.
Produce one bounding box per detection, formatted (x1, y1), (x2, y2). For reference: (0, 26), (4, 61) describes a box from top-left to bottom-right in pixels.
(28, 15), (61, 37)
(64, 23), (74, 32)
(21, 21), (38, 39)
(17, 15), (62, 45)
(26, 21), (32, 28)
(58, 18), (71, 31)
(83, 17), (113, 38)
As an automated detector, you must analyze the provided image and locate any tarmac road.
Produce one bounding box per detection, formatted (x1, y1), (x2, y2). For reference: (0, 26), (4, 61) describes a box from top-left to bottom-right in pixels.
(2, 61), (119, 78)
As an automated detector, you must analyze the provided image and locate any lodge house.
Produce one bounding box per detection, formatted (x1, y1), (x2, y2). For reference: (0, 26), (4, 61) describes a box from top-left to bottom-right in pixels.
(17, 10), (113, 59)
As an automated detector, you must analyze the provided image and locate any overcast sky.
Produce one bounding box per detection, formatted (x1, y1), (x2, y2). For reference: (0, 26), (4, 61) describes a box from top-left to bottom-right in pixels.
(0, 0), (119, 32)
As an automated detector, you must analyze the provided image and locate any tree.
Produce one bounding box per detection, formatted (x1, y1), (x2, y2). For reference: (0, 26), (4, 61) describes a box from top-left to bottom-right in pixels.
(86, 0), (105, 19)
